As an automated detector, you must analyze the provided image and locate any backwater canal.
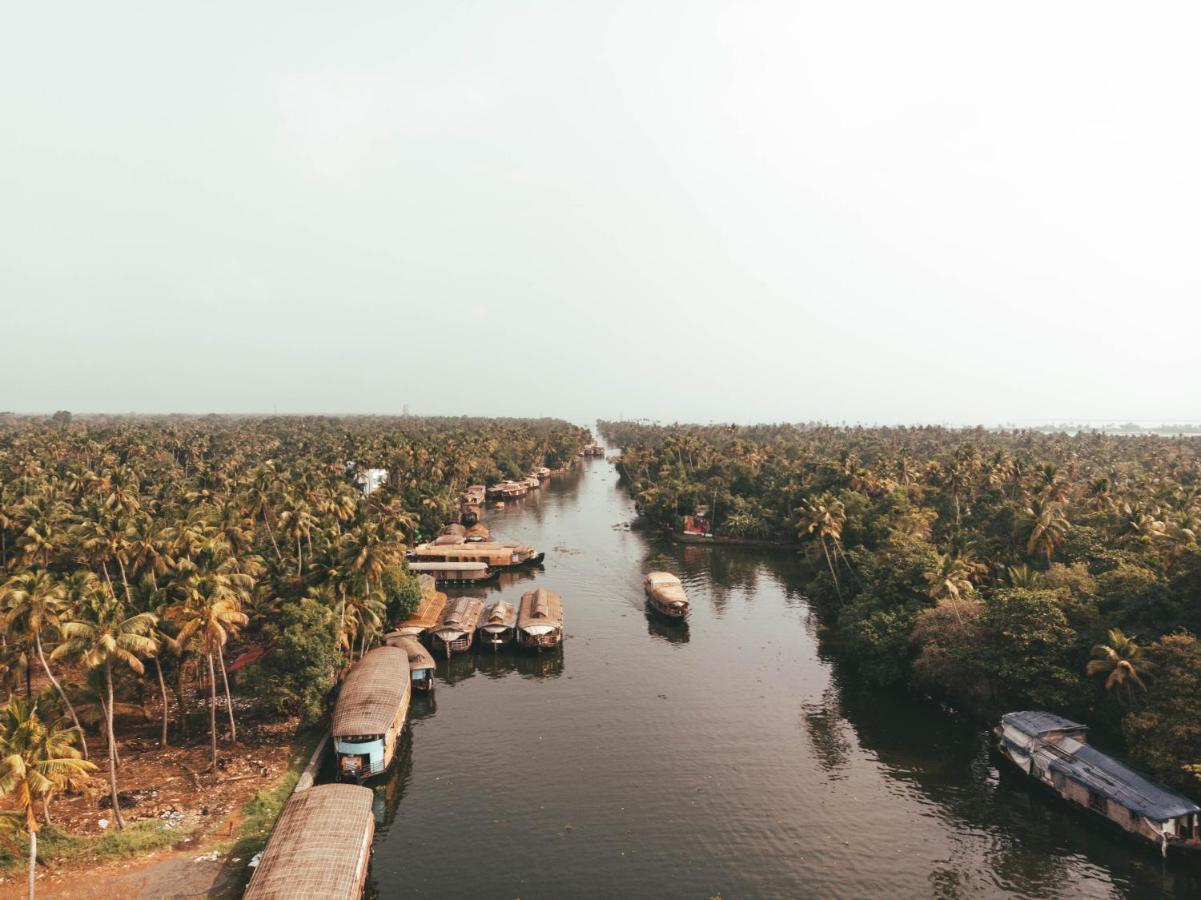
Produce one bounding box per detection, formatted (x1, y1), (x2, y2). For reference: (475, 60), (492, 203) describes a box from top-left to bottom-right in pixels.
(363, 456), (1199, 899)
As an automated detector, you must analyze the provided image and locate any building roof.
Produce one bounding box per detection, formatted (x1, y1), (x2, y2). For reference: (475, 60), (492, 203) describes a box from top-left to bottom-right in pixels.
(1002, 710), (1087, 737)
(244, 783), (374, 900)
(331, 646), (409, 737)
(1047, 738), (1201, 821)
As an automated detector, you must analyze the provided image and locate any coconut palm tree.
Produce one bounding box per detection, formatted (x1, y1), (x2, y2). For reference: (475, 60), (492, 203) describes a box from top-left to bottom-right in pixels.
(51, 588), (156, 829)
(168, 575), (248, 771)
(0, 697), (95, 899)
(0, 571), (88, 758)
(1024, 498), (1069, 565)
(1087, 628), (1152, 705)
(796, 495), (847, 600)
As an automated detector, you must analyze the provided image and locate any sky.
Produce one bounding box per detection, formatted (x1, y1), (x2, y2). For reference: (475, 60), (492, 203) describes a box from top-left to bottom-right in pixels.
(2, 1), (1200, 425)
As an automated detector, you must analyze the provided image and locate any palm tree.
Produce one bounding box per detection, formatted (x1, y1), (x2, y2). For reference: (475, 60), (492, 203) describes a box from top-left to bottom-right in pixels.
(0, 697), (95, 899)
(796, 495), (848, 601)
(168, 575), (248, 771)
(1087, 628), (1152, 705)
(51, 588), (156, 830)
(1024, 498), (1069, 565)
(0, 571), (88, 758)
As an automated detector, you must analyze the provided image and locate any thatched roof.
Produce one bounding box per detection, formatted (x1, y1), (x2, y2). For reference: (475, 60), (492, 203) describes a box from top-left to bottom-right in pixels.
(464, 523), (491, 540)
(331, 646), (409, 737)
(481, 600), (517, 629)
(383, 634), (436, 669)
(396, 590), (447, 631)
(433, 534), (466, 546)
(438, 597), (483, 631)
(517, 588), (563, 632)
(644, 571), (688, 606)
(244, 783), (374, 900)
(439, 523), (467, 537)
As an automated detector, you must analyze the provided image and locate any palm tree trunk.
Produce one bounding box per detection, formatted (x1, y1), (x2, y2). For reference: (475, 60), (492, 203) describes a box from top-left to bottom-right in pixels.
(104, 662), (125, 829)
(154, 656), (169, 748)
(296, 535), (303, 577)
(216, 644), (236, 743)
(27, 826), (36, 900)
(206, 652), (217, 772)
(820, 537), (842, 602)
(262, 508), (283, 563)
(34, 635), (87, 759)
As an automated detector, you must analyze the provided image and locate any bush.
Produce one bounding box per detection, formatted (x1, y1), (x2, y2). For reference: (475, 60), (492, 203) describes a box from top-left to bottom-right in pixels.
(243, 599), (343, 725)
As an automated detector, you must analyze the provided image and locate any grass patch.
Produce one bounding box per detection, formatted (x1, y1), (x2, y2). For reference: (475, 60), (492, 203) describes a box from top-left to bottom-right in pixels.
(0, 819), (188, 874)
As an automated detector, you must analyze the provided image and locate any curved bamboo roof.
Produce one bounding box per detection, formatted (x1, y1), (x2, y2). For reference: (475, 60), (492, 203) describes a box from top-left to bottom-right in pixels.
(332, 646), (410, 737)
(439, 523), (467, 537)
(244, 783), (374, 900)
(645, 571), (688, 607)
(436, 597), (483, 634)
(517, 588), (563, 632)
(481, 600), (517, 629)
(384, 634), (436, 670)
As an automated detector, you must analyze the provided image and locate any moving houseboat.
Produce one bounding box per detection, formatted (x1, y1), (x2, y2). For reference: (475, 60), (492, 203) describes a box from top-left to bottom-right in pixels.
(430, 596), (484, 658)
(644, 572), (689, 619)
(332, 646), (411, 782)
(517, 588), (564, 651)
(244, 783), (374, 900)
(479, 600), (518, 649)
(996, 711), (1201, 854)
(384, 633), (437, 692)
(410, 540), (545, 569)
(405, 560), (497, 584)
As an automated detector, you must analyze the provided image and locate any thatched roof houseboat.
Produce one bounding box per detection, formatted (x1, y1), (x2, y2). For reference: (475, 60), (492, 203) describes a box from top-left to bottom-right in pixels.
(479, 600), (518, 649)
(487, 480), (528, 501)
(384, 633), (437, 692)
(430, 596), (484, 657)
(244, 783), (374, 900)
(410, 540), (544, 568)
(439, 523), (467, 538)
(332, 646), (411, 782)
(464, 523), (491, 542)
(644, 572), (689, 619)
(996, 711), (1201, 853)
(392, 578), (448, 637)
(517, 588), (564, 651)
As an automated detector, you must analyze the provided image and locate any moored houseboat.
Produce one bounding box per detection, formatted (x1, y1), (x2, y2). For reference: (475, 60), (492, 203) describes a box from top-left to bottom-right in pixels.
(384, 633), (437, 692)
(430, 596), (485, 657)
(463, 484), (487, 505)
(432, 533), (467, 546)
(532, 466), (552, 480)
(244, 783), (374, 900)
(438, 523), (467, 538)
(464, 523), (491, 542)
(410, 540), (545, 569)
(405, 560), (497, 584)
(487, 480), (528, 501)
(523, 475), (541, 490)
(332, 646), (411, 782)
(995, 711), (1201, 854)
(391, 576), (448, 637)
(479, 600), (518, 649)
(517, 588), (564, 651)
(644, 571), (689, 619)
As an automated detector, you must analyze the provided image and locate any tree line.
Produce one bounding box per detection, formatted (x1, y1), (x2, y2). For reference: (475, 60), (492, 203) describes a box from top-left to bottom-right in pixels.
(0, 414), (588, 895)
(601, 420), (1201, 792)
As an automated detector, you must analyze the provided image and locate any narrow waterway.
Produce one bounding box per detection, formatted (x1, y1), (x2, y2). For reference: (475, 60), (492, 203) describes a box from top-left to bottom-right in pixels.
(365, 457), (1199, 899)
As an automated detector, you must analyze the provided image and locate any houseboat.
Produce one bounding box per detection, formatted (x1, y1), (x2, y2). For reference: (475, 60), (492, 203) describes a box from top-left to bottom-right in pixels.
(532, 466), (552, 480)
(410, 540), (545, 569)
(405, 560), (497, 584)
(384, 633), (437, 692)
(391, 576), (448, 638)
(523, 475), (541, 490)
(244, 783), (374, 900)
(439, 523), (467, 538)
(517, 588), (564, 651)
(430, 596), (484, 657)
(996, 711), (1201, 854)
(332, 646), (411, 782)
(464, 523), (491, 542)
(432, 533), (467, 546)
(582, 445), (605, 457)
(479, 600), (518, 649)
(644, 572), (689, 619)
(463, 484), (487, 505)
(487, 480), (528, 501)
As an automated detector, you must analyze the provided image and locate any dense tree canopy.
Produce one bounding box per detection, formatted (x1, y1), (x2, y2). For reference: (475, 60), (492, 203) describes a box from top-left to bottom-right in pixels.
(602, 420), (1201, 790)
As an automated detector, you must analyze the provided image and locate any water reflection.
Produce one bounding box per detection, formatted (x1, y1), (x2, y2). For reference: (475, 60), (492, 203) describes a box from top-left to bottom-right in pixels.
(645, 608), (690, 644)
(372, 727), (414, 828)
(437, 651), (476, 684)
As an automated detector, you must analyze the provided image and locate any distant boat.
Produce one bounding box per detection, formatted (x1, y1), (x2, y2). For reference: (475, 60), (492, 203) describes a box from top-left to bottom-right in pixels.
(405, 561), (497, 584)
(517, 588), (564, 651)
(644, 572), (689, 619)
(479, 600), (518, 649)
(410, 541), (544, 569)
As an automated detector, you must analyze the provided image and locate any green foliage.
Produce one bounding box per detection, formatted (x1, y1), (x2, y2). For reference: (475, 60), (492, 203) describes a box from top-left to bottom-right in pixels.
(1122, 633), (1201, 790)
(0, 821), (182, 873)
(242, 598), (344, 725)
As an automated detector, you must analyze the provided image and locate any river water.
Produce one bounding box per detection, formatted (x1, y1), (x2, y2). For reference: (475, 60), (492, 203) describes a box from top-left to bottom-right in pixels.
(365, 457), (1199, 899)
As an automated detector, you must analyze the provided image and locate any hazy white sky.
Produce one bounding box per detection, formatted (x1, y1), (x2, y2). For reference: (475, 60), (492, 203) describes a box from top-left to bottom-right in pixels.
(3, 1), (1199, 424)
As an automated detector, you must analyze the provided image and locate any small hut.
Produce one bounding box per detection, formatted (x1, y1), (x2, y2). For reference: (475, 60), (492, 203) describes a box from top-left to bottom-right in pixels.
(517, 588), (564, 651)
(244, 783), (374, 900)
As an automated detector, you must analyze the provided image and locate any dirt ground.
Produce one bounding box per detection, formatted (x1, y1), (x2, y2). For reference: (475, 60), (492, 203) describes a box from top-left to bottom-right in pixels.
(0, 690), (301, 899)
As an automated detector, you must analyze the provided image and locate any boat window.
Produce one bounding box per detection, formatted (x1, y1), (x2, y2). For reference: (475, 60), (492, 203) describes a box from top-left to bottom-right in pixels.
(1088, 790), (1108, 815)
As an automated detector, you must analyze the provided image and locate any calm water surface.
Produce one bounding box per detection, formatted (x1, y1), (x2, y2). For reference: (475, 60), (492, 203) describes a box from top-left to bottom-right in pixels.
(365, 458), (1199, 899)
